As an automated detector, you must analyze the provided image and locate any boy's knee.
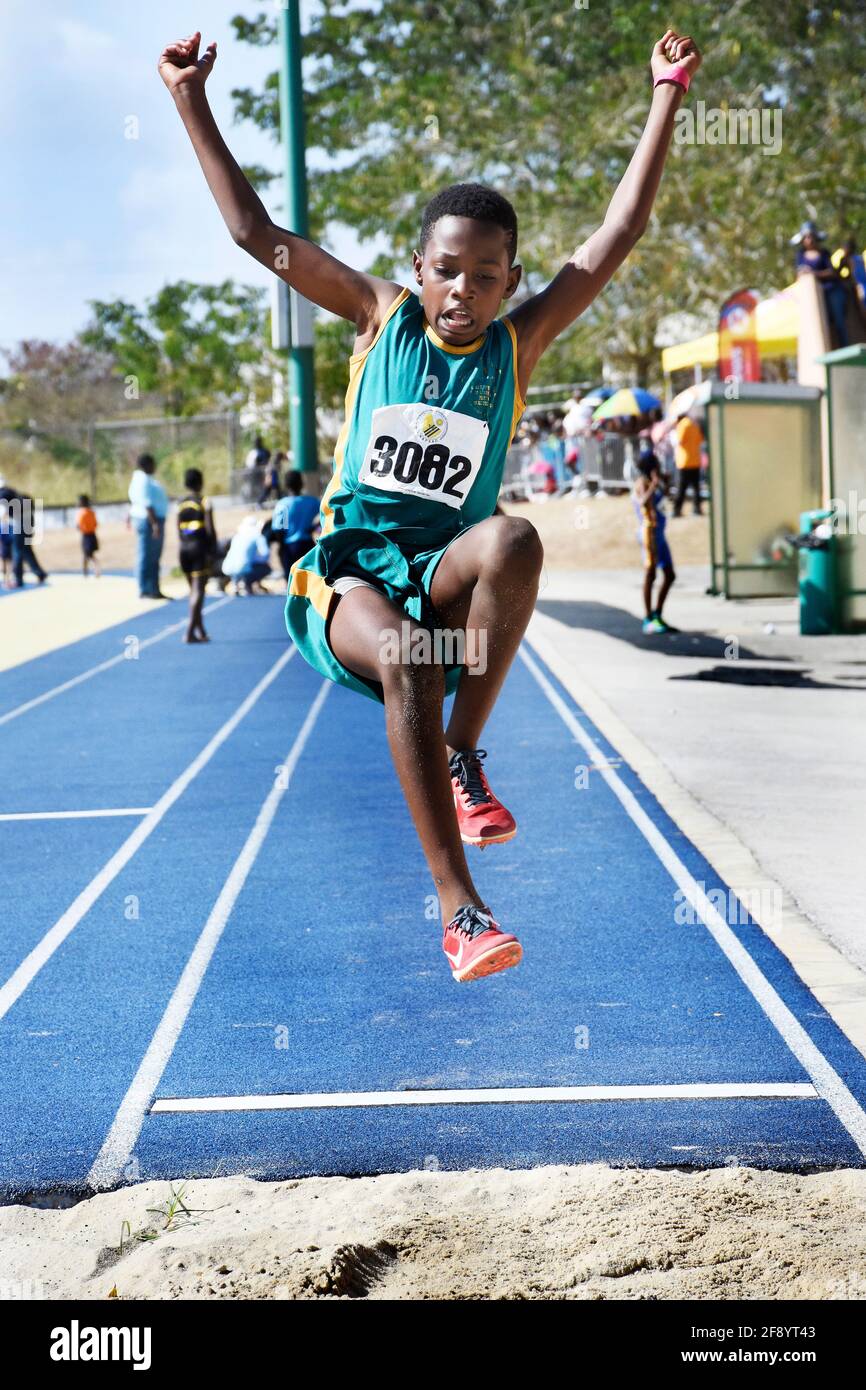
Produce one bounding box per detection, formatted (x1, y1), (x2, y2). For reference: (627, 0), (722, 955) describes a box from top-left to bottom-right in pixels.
(378, 636), (446, 702)
(482, 515), (544, 574)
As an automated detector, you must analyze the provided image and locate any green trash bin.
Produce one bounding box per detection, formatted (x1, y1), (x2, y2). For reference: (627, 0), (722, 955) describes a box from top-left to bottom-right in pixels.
(797, 508), (839, 635)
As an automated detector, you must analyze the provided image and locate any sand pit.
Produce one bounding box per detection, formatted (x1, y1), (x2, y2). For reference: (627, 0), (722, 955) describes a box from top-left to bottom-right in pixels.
(2, 1164), (865, 1301)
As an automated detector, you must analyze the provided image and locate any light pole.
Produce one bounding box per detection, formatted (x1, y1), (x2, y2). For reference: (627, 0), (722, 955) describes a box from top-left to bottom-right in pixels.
(277, 0), (317, 473)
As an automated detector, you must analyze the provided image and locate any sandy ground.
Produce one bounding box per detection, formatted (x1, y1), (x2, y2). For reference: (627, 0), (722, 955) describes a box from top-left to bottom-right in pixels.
(506, 491), (710, 572)
(2, 1166), (865, 1301)
(0, 574), (193, 673)
(30, 494), (710, 578)
(32, 504), (255, 578)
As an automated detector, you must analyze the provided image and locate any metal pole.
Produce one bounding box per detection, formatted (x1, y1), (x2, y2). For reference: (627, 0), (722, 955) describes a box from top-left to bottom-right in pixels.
(226, 413), (234, 495)
(87, 423), (96, 501)
(278, 0), (317, 473)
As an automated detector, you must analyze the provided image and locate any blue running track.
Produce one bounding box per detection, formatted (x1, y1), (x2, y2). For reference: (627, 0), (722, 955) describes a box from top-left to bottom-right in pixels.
(2, 591), (865, 1200)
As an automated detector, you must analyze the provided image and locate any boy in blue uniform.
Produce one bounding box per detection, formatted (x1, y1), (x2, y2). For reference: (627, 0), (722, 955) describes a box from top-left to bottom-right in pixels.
(270, 469), (321, 582)
(161, 25), (701, 981)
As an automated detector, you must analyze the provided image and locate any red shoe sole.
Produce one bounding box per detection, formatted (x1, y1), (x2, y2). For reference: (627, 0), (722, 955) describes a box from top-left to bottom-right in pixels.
(453, 939), (523, 983)
(460, 826), (517, 849)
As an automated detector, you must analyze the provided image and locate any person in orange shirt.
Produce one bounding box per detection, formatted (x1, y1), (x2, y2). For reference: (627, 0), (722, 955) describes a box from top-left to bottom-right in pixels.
(672, 411), (703, 516)
(77, 494), (101, 578)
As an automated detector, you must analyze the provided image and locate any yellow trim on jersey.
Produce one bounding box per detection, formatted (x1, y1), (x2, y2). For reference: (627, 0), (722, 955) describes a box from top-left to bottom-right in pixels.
(423, 321), (487, 355)
(288, 564), (334, 622)
(319, 356), (367, 536)
(347, 286), (412, 364)
(321, 287), (412, 536)
(501, 315), (526, 442)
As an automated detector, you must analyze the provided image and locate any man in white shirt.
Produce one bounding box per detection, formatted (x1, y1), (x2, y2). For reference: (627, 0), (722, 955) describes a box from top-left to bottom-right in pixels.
(128, 454), (170, 598)
(221, 515), (272, 595)
(563, 390), (595, 438)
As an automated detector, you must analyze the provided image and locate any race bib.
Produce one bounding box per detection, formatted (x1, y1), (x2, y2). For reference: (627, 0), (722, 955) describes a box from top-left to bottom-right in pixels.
(357, 403), (489, 510)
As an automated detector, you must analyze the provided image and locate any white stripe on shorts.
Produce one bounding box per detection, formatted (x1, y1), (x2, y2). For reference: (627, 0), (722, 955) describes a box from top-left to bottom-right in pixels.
(330, 575), (381, 596)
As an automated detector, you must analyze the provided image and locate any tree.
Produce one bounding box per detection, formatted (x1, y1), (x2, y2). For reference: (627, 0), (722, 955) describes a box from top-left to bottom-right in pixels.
(0, 340), (122, 433)
(80, 279), (273, 417)
(312, 314), (357, 412)
(229, 0), (866, 385)
(0, 340), (139, 480)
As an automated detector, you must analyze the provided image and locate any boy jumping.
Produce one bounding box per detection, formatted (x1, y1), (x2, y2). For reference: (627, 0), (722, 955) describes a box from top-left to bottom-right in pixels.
(160, 26), (702, 981)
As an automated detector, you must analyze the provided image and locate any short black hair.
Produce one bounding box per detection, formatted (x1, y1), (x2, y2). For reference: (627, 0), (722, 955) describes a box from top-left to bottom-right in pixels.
(285, 469), (303, 494)
(137, 453), (156, 475)
(420, 182), (518, 264)
(78, 493), (90, 507)
(185, 467), (203, 492)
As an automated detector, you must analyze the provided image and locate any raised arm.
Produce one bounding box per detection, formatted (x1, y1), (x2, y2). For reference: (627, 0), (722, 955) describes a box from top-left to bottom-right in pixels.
(507, 30), (702, 395)
(158, 32), (403, 341)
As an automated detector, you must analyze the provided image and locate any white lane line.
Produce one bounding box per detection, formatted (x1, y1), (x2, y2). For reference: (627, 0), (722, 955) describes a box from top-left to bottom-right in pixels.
(150, 1082), (818, 1113)
(519, 642), (866, 1160)
(0, 645), (295, 1024)
(87, 680), (331, 1191)
(0, 595), (233, 728)
(0, 808), (151, 822)
(528, 610), (866, 1061)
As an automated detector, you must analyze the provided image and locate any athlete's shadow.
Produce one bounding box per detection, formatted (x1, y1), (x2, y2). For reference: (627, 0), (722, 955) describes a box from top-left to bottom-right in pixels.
(534, 598), (787, 663)
(534, 599), (866, 690)
(669, 665), (865, 690)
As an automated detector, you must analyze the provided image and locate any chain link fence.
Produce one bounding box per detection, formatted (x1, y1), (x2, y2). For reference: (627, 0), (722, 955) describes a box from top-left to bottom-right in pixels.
(0, 412), (242, 507)
(228, 458), (332, 507)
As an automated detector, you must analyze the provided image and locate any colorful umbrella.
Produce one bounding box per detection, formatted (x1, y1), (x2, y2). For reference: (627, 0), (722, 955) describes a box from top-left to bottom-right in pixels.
(592, 387), (662, 420)
(581, 385), (615, 405)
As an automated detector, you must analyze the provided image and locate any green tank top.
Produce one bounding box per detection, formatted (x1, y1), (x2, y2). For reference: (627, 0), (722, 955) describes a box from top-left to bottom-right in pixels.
(320, 287), (525, 553)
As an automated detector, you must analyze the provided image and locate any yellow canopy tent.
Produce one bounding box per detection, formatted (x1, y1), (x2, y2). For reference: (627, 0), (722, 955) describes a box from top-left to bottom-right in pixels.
(660, 286), (800, 375)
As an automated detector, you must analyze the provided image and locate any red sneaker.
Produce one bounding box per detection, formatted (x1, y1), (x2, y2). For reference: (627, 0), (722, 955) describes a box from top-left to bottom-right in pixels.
(449, 748), (516, 849)
(442, 903), (522, 983)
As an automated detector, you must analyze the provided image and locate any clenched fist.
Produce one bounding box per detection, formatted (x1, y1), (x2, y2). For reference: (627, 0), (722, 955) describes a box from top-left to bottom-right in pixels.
(651, 29), (702, 83)
(158, 30), (217, 94)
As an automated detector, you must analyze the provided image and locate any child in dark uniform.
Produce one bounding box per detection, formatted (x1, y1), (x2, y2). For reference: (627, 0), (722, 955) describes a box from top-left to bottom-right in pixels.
(632, 447), (677, 633)
(177, 467), (216, 643)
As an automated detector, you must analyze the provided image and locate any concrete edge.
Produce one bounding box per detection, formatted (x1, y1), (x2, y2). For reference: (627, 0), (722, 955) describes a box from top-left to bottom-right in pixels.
(525, 608), (866, 1061)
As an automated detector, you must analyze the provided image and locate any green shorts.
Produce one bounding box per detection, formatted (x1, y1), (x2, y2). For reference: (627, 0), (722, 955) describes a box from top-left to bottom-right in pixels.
(284, 523), (475, 704)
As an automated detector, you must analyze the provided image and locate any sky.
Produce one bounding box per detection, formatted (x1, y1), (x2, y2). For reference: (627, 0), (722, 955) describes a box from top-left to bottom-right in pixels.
(0, 0), (382, 358)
